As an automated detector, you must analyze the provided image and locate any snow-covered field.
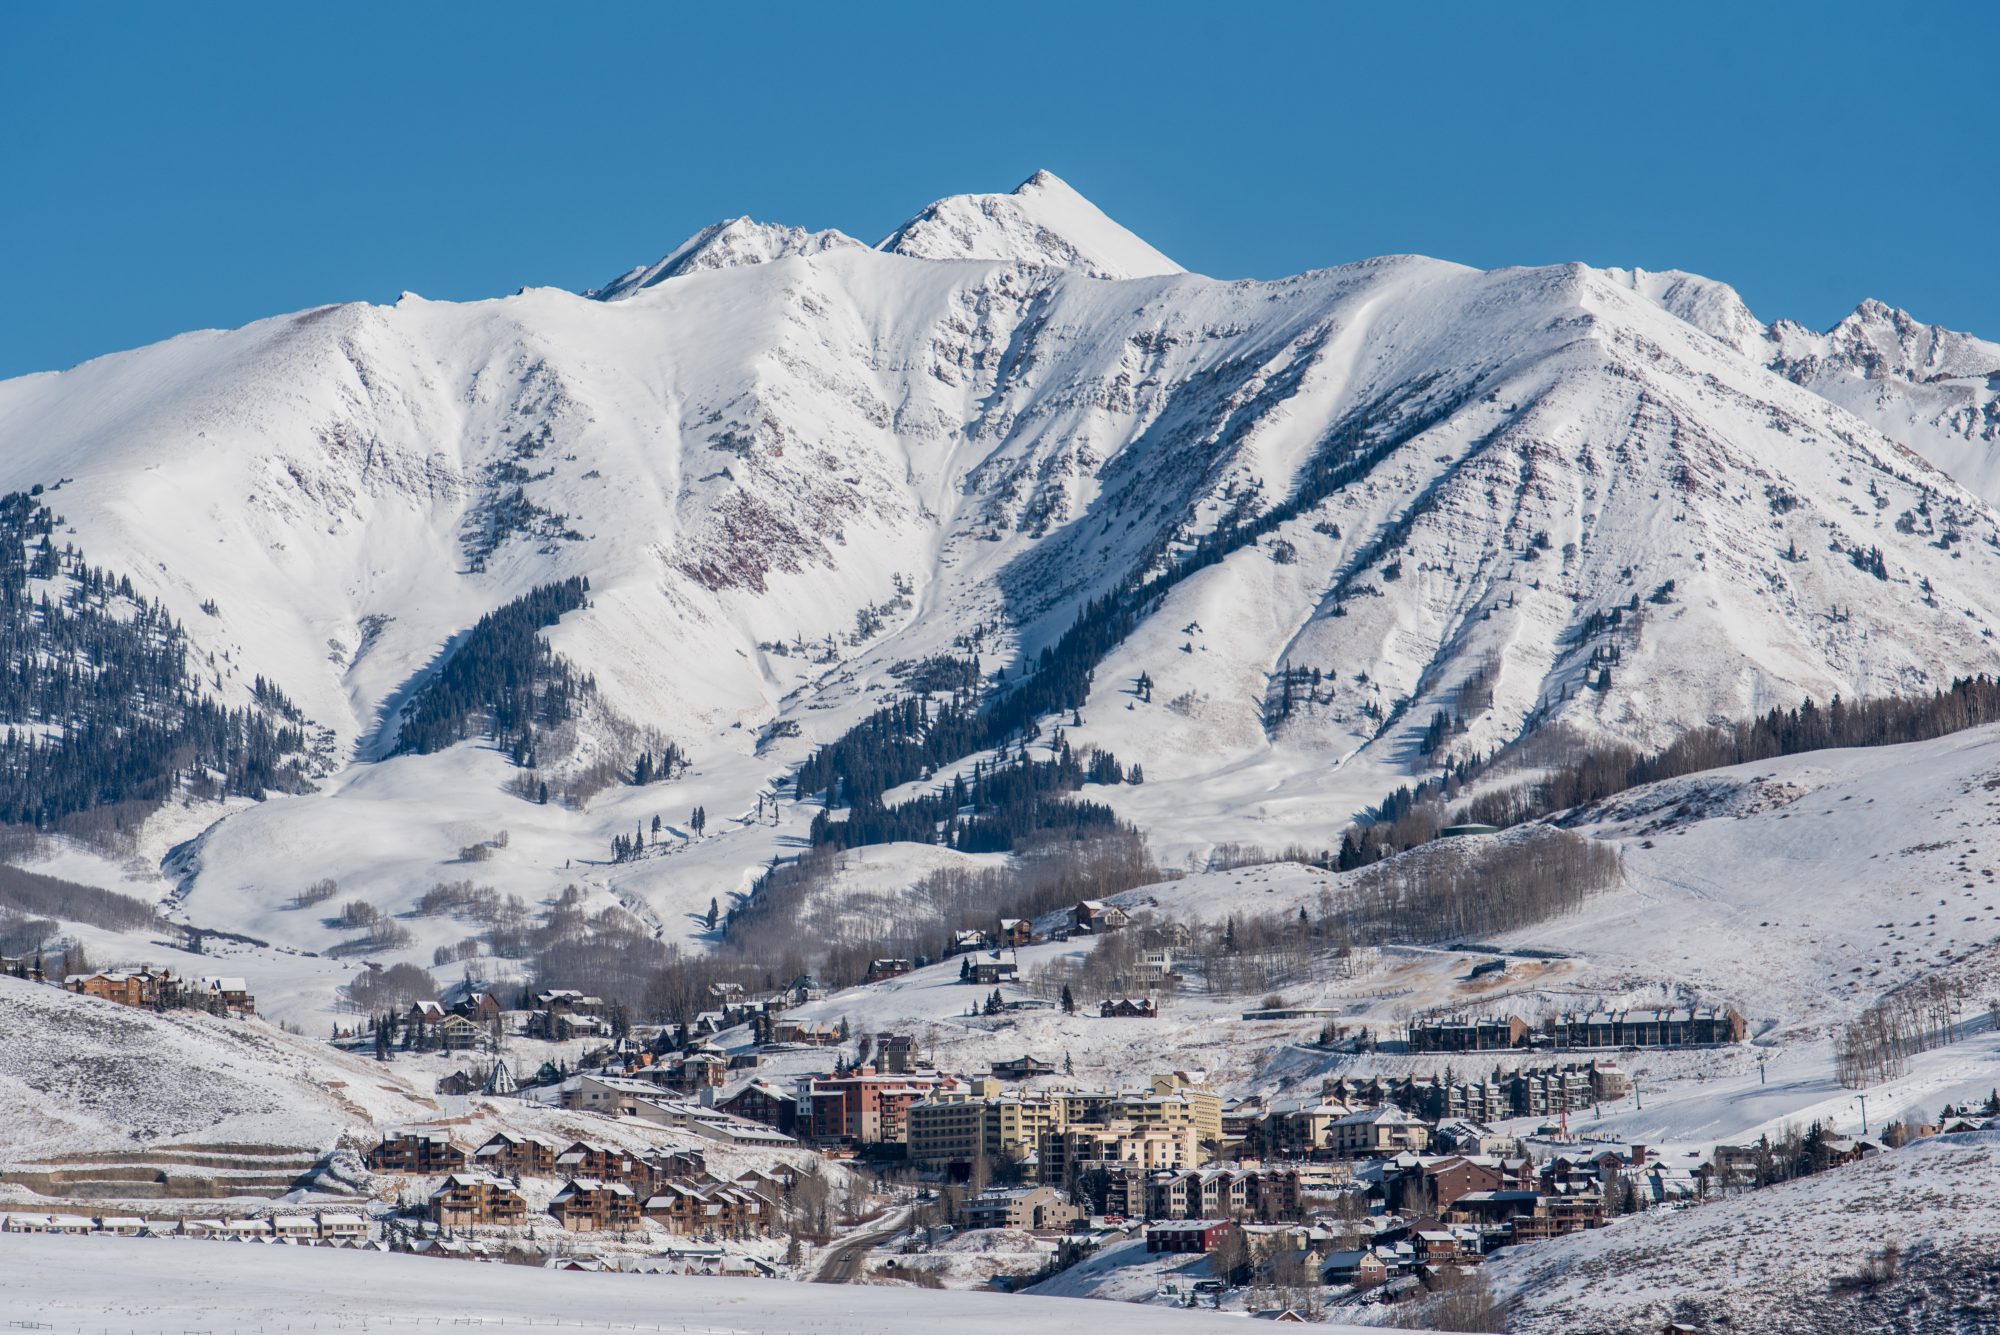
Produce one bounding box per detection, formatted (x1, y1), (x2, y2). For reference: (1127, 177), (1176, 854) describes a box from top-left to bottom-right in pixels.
(0, 1230), (1392, 1335)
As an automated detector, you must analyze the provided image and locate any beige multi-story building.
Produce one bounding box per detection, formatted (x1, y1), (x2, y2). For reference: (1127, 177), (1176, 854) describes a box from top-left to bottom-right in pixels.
(1255, 1098), (1356, 1157)
(1116, 1079), (1223, 1147)
(1049, 1074), (1222, 1145)
(911, 1073), (1223, 1179)
(905, 1086), (1068, 1176)
(1328, 1105), (1430, 1156)
(1040, 1119), (1200, 1184)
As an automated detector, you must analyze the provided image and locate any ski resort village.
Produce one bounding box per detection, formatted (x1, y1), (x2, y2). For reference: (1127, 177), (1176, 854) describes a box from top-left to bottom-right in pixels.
(4, 87), (2000, 1333)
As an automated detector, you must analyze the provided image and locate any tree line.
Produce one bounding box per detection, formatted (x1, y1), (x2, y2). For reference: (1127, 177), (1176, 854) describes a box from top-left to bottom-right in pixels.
(1325, 828), (1621, 945)
(1835, 973), (1976, 1088)
(520, 831), (1170, 1018)
(1341, 676), (2000, 867)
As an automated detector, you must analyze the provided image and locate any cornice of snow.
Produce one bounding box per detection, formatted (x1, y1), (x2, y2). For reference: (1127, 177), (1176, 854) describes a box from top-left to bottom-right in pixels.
(877, 169), (1184, 280)
(1597, 266), (1769, 359)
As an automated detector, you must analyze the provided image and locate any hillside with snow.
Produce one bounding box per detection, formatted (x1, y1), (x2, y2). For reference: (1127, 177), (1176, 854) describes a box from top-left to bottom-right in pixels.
(1489, 1131), (2000, 1334)
(3, 171), (2000, 1039)
(0, 975), (432, 1162)
(695, 722), (2000, 1170)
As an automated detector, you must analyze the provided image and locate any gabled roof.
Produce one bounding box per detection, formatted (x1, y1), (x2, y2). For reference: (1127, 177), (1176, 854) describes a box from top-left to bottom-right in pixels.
(553, 1178), (635, 1200)
(1333, 1105), (1421, 1127)
(431, 1173), (515, 1195)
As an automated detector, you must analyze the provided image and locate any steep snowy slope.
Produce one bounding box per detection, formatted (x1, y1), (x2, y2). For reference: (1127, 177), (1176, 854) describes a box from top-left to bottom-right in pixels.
(4, 174), (2000, 996)
(0, 975), (434, 1160)
(1608, 268), (2000, 503)
(1098, 721), (2000, 1035)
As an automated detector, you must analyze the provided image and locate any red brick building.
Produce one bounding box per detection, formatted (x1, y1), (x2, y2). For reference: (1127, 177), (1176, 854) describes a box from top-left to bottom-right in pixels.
(1145, 1219), (1235, 1253)
(807, 1069), (964, 1145)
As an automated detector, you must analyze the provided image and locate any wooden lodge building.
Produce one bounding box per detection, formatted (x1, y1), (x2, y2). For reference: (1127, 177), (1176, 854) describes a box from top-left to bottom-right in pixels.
(472, 1132), (560, 1178)
(549, 1178), (641, 1232)
(367, 1129), (469, 1175)
(1407, 1015), (1530, 1053)
(1548, 1006), (1747, 1048)
(427, 1174), (527, 1228)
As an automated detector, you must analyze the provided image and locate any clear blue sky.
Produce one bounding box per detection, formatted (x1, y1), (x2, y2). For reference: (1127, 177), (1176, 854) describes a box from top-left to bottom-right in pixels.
(3, 2), (1994, 379)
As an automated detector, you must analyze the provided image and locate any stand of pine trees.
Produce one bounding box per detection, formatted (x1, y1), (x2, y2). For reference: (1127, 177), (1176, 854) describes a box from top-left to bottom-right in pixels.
(630, 743), (685, 786)
(807, 734), (1134, 854)
(0, 492), (314, 833)
(393, 578), (592, 761)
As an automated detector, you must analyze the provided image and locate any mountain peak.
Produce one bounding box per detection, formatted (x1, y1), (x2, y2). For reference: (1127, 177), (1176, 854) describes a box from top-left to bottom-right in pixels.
(878, 170), (1184, 280)
(587, 217), (865, 301)
(1846, 296), (1902, 324)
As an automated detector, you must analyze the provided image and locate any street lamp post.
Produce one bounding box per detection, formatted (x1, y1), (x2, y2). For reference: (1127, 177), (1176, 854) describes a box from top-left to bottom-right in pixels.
(1856, 1093), (1868, 1135)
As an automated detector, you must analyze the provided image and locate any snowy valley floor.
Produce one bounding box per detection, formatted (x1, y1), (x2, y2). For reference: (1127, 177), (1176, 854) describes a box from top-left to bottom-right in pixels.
(0, 1231), (1389, 1335)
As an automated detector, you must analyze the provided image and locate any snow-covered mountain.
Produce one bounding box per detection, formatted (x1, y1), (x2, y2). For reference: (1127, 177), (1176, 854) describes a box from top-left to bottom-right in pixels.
(587, 217), (866, 299)
(4, 173), (2000, 974)
(1770, 299), (2000, 500)
(590, 171), (1181, 301)
(1608, 267), (2000, 501)
(878, 169), (1184, 278)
